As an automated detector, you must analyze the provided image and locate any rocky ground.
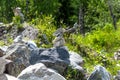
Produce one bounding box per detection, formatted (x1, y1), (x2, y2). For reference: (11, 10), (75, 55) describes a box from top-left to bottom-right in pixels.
(0, 23), (120, 80)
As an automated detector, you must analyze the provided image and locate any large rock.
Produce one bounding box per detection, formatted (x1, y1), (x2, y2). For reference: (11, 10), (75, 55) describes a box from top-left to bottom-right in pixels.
(69, 51), (84, 71)
(87, 65), (112, 80)
(0, 58), (12, 74)
(29, 47), (70, 74)
(0, 74), (17, 80)
(3, 42), (31, 76)
(17, 63), (66, 80)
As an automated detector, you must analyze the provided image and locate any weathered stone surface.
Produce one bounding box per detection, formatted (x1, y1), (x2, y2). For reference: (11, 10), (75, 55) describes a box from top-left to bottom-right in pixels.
(0, 58), (12, 74)
(0, 46), (8, 52)
(87, 65), (112, 80)
(13, 35), (37, 50)
(0, 49), (4, 57)
(0, 74), (7, 80)
(52, 36), (65, 47)
(0, 46), (8, 57)
(64, 22), (79, 34)
(25, 40), (37, 50)
(3, 42), (31, 76)
(69, 51), (84, 71)
(22, 26), (38, 40)
(17, 63), (66, 80)
(0, 74), (17, 80)
(5, 74), (17, 80)
(13, 35), (23, 43)
(29, 47), (70, 74)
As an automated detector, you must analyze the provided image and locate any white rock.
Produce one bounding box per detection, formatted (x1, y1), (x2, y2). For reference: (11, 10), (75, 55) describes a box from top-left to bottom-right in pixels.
(69, 51), (84, 72)
(0, 74), (17, 80)
(13, 35), (23, 43)
(5, 74), (17, 80)
(0, 46), (8, 52)
(17, 63), (66, 80)
(69, 51), (83, 65)
(25, 40), (37, 50)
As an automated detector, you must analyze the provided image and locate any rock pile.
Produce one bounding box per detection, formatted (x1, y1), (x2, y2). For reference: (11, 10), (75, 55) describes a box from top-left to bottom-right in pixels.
(29, 47), (70, 74)
(0, 37), (85, 80)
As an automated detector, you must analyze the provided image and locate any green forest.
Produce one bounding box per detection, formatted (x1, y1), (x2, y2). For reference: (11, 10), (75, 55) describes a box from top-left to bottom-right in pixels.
(0, 0), (120, 80)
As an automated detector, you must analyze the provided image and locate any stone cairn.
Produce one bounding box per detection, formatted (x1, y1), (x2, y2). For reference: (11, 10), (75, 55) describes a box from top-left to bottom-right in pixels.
(52, 23), (79, 48)
(13, 7), (24, 23)
(52, 27), (65, 47)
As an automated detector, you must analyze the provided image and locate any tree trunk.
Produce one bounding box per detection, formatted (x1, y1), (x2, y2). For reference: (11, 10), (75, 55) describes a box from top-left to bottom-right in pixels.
(25, 0), (29, 21)
(107, 0), (117, 30)
(79, 5), (85, 36)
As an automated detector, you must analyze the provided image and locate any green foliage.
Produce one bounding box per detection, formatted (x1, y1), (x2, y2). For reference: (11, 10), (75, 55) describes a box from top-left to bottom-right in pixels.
(0, 40), (5, 46)
(1, 0), (120, 32)
(64, 66), (85, 80)
(31, 15), (56, 47)
(13, 16), (24, 32)
(65, 23), (120, 75)
(0, 37), (13, 46)
(85, 24), (120, 52)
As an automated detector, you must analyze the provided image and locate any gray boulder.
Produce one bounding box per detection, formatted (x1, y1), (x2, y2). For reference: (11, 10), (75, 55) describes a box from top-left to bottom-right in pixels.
(17, 63), (66, 80)
(3, 42), (31, 76)
(87, 65), (112, 80)
(29, 47), (70, 74)
(0, 58), (17, 80)
(0, 58), (12, 74)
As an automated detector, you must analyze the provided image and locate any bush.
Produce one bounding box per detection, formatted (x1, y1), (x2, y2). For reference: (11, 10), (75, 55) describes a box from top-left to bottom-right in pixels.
(65, 23), (120, 75)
